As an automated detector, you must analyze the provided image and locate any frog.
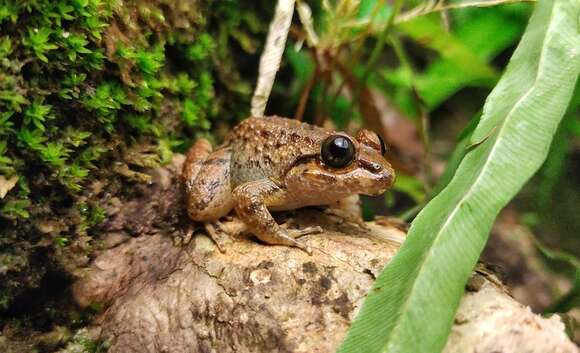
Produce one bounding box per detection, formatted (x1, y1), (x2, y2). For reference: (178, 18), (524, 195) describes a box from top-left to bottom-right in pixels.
(182, 116), (395, 253)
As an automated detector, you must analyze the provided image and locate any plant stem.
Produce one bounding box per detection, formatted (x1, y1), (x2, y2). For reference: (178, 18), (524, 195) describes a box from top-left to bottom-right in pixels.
(347, 0), (404, 118)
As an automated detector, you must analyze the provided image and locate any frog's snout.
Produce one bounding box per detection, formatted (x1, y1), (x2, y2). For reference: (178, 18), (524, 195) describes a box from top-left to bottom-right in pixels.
(361, 161), (395, 196)
(380, 164), (396, 190)
(358, 152), (396, 194)
(369, 163), (395, 195)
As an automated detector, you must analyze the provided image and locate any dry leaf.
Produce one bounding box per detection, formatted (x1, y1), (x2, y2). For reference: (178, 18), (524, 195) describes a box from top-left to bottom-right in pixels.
(0, 175), (18, 199)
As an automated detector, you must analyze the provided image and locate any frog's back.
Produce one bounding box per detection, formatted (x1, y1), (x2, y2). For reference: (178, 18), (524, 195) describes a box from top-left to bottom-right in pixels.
(229, 116), (331, 186)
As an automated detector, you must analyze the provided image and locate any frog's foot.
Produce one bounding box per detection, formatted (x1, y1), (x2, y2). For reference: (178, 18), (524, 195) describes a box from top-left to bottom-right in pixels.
(275, 231), (313, 255)
(279, 217), (324, 237)
(246, 225), (313, 255)
(324, 208), (368, 230)
(177, 224), (196, 246)
(204, 222), (230, 253)
(283, 225), (323, 239)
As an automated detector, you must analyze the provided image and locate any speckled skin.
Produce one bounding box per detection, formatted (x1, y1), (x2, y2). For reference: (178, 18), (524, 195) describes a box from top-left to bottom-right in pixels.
(182, 116), (395, 252)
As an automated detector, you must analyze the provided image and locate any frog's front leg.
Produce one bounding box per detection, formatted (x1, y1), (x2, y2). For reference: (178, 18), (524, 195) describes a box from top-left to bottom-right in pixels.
(233, 179), (321, 254)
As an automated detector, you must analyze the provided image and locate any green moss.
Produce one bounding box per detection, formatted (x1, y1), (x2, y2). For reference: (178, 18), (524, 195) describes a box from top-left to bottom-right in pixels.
(0, 0), (216, 223)
(0, 0), (230, 204)
(57, 328), (102, 353)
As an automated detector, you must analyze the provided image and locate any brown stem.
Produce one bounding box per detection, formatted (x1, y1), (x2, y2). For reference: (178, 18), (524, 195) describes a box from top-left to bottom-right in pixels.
(294, 64), (318, 121)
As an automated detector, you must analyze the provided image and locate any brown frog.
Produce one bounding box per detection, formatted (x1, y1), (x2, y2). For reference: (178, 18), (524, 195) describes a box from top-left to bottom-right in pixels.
(182, 116), (395, 253)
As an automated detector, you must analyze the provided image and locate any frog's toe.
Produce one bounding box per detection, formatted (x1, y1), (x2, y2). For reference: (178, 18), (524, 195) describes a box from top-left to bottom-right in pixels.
(204, 222), (230, 253)
(285, 238), (312, 255)
(176, 224), (196, 246)
(286, 226), (323, 239)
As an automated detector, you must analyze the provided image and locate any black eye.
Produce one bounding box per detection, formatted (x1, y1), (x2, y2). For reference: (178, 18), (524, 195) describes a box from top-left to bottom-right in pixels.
(321, 135), (355, 168)
(378, 135), (387, 156)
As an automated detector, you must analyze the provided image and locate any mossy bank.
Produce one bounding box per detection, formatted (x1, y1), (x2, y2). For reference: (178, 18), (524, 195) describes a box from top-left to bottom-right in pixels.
(0, 0), (272, 349)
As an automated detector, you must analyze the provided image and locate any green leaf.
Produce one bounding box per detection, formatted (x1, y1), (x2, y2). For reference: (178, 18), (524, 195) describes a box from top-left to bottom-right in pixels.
(0, 140), (14, 174)
(398, 15), (498, 85)
(392, 173), (426, 204)
(338, 1), (580, 353)
(381, 6), (529, 112)
(0, 90), (27, 112)
(171, 73), (197, 95)
(64, 32), (92, 62)
(182, 98), (209, 129)
(62, 127), (92, 147)
(55, 236), (70, 247)
(413, 8), (527, 108)
(0, 36), (12, 59)
(536, 85), (579, 207)
(83, 81), (126, 116)
(358, 0), (392, 23)
(0, 111), (15, 135)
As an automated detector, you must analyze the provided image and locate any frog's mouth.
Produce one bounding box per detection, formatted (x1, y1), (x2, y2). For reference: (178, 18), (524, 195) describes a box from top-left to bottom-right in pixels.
(283, 154), (319, 175)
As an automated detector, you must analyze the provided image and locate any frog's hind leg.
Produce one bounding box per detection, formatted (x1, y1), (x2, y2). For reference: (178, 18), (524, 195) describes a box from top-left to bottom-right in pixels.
(280, 222), (323, 238)
(183, 142), (234, 222)
(204, 217), (249, 252)
(183, 140), (237, 251)
(182, 138), (213, 185)
(204, 222), (229, 253)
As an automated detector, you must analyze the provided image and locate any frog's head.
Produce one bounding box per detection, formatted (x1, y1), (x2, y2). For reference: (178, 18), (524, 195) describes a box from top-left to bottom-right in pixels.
(285, 129), (395, 197)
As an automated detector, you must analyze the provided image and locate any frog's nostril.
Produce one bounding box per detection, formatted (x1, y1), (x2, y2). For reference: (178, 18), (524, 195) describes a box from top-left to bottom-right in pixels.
(359, 159), (382, 173)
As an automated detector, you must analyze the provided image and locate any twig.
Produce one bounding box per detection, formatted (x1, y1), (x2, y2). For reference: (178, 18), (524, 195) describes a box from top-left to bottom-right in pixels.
(296, 0), (319, 47)
(294, 66), (318, 121)
(251, 0), (296, 117)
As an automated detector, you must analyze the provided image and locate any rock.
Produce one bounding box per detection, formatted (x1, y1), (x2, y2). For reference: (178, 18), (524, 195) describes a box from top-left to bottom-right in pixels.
(72, 209), (577, 353)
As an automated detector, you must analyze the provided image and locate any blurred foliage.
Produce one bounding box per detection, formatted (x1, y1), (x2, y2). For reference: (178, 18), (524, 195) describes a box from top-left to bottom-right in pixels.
(535, 237), (580, 314)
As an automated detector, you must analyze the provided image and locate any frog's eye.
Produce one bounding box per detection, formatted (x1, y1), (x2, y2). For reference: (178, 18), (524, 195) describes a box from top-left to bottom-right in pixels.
(321, 134), (356, 168)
